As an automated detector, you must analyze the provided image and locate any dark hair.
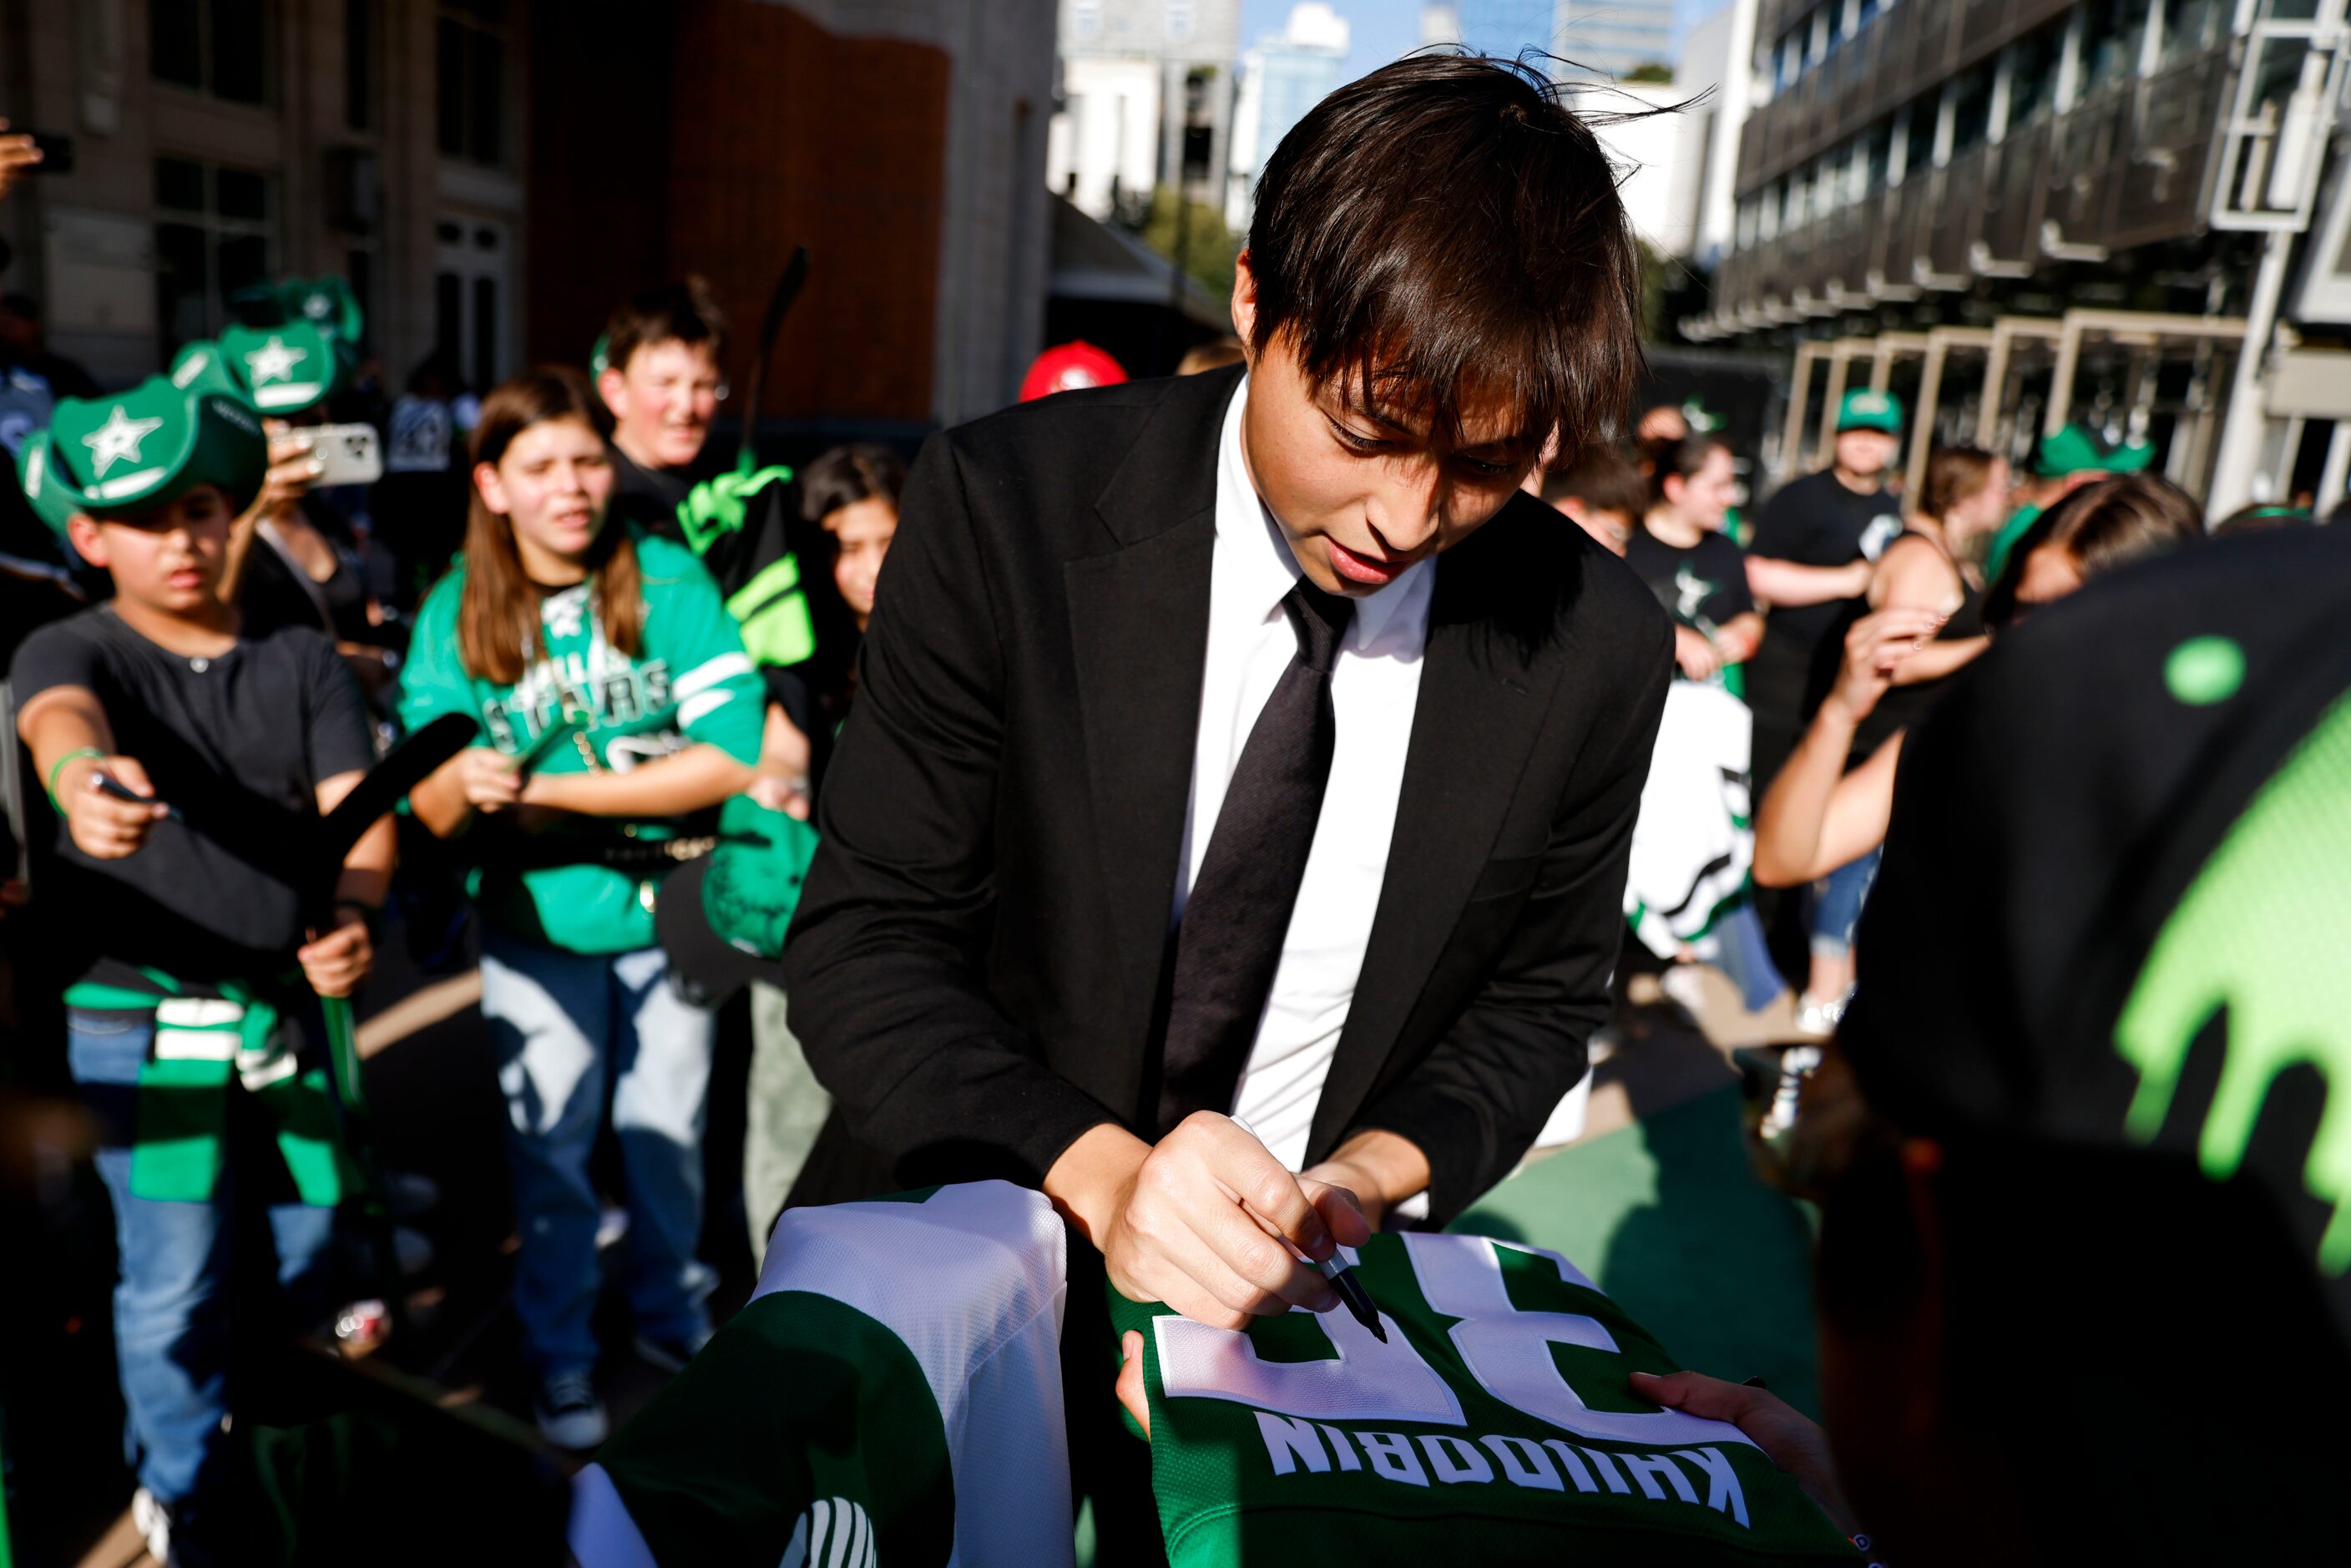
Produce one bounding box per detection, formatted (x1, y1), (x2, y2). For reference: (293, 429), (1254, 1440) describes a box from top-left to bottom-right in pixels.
(0, 292), (38, 320)
(459, 367), (640, 685)
(1542, 444), (1647, 518)
(601, 276), (730, 379)
(407, 350), (459, 397)
(1984, 473), (2202, 627)
(798, 443), (907, 527)
(1919, 445), (1999, 520)
(2211, 501), (2313, 535)
(1176, 336), (1248, 376)
(1644, 432), (1731, 508)
(1246, 53), (1643, 463)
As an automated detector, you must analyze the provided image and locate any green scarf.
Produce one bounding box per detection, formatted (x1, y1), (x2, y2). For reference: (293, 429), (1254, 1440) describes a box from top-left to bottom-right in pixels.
(69, 974), (352, 1206)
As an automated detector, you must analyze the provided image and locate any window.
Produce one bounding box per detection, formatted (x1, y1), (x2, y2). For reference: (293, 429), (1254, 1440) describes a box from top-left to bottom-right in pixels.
(1824, 0), (1846, 56)
(1166, 0), (1193, 42)
(2084, 0), (2154, 90)
(2006, 23), (2062, 126)
(2161, 0), (2225, 64)
(150, 0), (269, 104)
(1864, 117), (1894, 194)
(1948, 64), (1994, 158)
(154, 156), (276, 358)
(437, 1), (508, 165)
(346, 0), (376, 131)
(1074, 1), (1100, 42)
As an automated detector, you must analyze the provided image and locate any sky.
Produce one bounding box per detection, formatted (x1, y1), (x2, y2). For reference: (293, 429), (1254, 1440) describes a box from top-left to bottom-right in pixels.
(1235, 0), (1727, 83)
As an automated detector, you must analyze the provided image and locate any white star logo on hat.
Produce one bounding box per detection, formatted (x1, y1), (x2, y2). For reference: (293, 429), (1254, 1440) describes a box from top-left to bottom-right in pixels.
(81, 405), (164, 478)
(245, 335), (307, 384)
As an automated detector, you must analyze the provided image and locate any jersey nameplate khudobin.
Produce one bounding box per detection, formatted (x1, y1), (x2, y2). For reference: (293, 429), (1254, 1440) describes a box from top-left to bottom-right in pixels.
(1115, 1232), (1862, 1566)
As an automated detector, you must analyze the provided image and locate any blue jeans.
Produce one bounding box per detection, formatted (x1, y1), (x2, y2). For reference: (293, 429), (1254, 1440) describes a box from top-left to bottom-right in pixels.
(1810, 846), (1884, 962)
(478, 932), (715, 1375)
(68, 1008), (338, 1508)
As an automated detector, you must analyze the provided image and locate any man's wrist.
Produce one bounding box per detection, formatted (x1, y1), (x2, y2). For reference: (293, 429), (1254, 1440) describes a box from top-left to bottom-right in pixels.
(1042, 1120), (1150, 1247)
(1322, 1128), (1430, 1211)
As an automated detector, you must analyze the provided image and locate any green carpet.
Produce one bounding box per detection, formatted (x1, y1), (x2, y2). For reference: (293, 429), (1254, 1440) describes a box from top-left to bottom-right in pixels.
(1449, 1085), (1824, 1417)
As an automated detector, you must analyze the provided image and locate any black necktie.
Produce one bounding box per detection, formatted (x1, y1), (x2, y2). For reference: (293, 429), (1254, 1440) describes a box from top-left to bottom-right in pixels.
(1155, 579), (1354, 1136)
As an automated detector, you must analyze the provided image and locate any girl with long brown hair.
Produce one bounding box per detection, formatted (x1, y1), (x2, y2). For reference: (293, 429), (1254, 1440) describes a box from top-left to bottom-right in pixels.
(397, 367), (761, 1449)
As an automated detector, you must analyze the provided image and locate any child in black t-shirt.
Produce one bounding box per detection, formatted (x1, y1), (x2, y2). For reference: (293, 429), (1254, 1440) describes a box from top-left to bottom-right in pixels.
(10, 378), (391, 1565)
(1628, 434), (1763, 688)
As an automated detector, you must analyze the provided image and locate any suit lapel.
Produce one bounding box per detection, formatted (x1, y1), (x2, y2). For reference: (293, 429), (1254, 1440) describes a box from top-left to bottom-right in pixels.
(1065, 368), (1240, 1119)
(1309, 519), (1575, 1158)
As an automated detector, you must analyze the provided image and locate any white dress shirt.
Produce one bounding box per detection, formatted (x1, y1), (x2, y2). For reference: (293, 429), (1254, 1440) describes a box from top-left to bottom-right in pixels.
(1172, 377), (1434, 1174)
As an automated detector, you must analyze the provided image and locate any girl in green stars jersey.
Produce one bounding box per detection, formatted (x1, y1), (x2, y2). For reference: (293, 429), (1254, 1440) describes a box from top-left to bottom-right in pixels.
(399, 368), (761, 1449)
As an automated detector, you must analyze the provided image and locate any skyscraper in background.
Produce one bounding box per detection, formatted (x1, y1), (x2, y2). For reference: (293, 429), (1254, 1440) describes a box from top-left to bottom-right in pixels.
(1225, 3), (1352, 230)
(1555, 0), (1676, 78)
(1445, 0), (1556, 64)
(1423, 1), (1676, 80)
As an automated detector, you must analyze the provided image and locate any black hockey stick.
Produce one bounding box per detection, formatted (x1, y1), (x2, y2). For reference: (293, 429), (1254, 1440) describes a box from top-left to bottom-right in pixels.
(306, 712), (476, 1338)
(736, 245), (811, 472)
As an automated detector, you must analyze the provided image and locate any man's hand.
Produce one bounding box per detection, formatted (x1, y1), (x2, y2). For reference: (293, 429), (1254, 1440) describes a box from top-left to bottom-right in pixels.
(1049, 1115), (1372, 1331)
(0, 124), (42, 202)
(747, 771), (812, 821)
(455, 747), (524, 813)
(1117, 1328), (1154, 1439)
(1628, 1370), (1860, 1537)
(60, 755), (168, 859)
(297, 905), (374, 999)
(1826, 606), (1944, 725)
(1672, 625), (1723, 680)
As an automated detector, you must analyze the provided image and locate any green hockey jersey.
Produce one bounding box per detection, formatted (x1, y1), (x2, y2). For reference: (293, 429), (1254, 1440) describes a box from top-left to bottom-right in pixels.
(1110, 1231), (1860, 1566)
(569, 1181), (1075, 1567)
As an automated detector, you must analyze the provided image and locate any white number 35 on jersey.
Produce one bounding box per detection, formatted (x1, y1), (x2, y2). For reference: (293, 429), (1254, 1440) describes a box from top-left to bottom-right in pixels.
(1153, 1233), (1756, 1449)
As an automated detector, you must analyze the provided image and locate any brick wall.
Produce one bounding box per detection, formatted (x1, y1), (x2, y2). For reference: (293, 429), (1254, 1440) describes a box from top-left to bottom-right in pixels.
(525, 0), (949, 425)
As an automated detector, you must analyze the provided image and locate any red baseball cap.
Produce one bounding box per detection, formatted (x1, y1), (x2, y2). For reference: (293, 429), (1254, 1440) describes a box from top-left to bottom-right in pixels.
(1019, 341), (1128, 402)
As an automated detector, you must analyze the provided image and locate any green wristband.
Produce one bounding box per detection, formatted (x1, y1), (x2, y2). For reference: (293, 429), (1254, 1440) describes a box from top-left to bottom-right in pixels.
(45, 746), (106, 812)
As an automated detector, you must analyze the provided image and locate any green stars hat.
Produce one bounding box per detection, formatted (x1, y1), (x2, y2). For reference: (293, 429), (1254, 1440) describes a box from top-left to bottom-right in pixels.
(226, 276), (365, 346)
(16, 429), (82, 537)
(28, 377), (268, 528)
(167, 338), (243, 400)
(216, 321), (354, 416)
(1835, 387), (1904, 434)
(2032, 422), (2155, 479)
(281, 276), (365, 344)
(655, 792), (822, 1007)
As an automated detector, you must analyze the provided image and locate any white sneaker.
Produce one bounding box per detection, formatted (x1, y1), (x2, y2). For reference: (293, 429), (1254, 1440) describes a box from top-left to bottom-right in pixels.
(534, 1368), (610, 1449)
(1659, 964), (1711, 1022)
(132, 1486), (173, 1564)
(1792, 989), (1851, 1038)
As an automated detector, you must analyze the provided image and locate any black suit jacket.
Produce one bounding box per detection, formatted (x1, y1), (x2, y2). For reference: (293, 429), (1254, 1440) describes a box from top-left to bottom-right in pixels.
(781, 366), (1671, 1224)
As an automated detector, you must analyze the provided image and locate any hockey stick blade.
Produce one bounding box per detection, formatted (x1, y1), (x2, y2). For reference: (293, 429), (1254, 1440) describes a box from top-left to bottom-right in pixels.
(314, 713), (476, 873)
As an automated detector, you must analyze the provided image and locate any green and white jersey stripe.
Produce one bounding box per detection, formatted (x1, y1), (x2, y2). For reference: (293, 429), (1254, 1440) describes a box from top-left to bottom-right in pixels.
(572, 1181), (1074, 1568)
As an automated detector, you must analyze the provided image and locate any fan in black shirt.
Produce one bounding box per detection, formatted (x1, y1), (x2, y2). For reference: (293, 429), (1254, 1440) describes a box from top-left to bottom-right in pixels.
(1743, 391), (1909, 792)
(1627, 434), (1762, 684)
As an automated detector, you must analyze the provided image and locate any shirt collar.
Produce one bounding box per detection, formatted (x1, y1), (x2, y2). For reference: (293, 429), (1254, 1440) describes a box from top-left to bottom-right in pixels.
(1215, 376), (1431, 645)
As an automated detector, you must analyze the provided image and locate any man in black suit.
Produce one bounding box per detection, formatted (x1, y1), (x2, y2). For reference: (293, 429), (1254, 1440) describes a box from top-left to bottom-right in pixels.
(783, 48), (1668, 1478)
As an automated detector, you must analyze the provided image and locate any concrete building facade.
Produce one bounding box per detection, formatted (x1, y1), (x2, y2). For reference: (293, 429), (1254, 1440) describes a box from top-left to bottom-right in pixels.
(1691, 0), (2351, 511)
(1050, 0), (1243, 221)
